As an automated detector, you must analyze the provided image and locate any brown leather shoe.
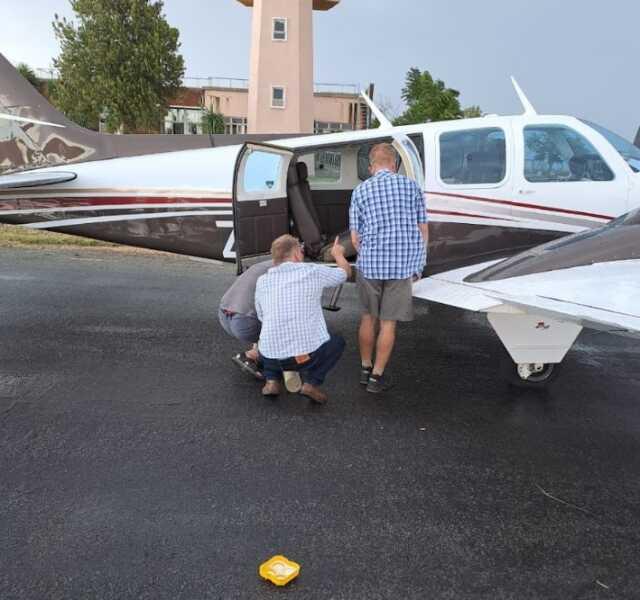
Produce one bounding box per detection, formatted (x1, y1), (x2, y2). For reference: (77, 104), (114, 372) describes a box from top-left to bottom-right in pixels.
(262, 380), (282, 397)
(300, 383), (328, 404)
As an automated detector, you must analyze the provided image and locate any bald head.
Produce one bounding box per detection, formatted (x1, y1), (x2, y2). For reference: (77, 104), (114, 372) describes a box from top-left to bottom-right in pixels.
(369, 143), (398, 173)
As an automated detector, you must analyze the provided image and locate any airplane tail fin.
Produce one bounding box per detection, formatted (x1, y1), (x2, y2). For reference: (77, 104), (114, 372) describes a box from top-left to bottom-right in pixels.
(0, 53), (110, 173)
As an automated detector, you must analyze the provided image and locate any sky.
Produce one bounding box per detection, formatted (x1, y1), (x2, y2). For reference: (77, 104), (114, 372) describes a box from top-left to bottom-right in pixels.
(1, 0), (639, 139)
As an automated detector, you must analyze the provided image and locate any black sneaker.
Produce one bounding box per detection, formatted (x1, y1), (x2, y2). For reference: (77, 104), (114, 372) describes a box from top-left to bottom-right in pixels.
(366, 373), (394, 394)
(359, 366), (373, 386)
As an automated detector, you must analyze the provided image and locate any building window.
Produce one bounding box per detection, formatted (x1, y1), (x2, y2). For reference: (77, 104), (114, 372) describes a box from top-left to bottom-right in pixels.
(314, 121), (352, 134)
(524, 125), (614, 182)
(271, 86), (286, 109)
(439, 128), (506, 185)
(272, 18), (287, 41)
(224, 116), (247, 135)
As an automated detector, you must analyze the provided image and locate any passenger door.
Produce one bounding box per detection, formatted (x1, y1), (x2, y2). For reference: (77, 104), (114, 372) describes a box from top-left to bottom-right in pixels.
(233, 143), (294, 272)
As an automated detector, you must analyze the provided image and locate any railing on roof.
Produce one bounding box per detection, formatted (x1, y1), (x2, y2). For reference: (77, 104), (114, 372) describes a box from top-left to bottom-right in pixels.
(33, 68), (361, 97)
(184, 76), (250, 89)
(314, 82), (359, 95)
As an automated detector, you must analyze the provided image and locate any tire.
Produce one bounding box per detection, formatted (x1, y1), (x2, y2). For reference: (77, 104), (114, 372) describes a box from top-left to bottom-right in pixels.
(501, 352), (560, 389)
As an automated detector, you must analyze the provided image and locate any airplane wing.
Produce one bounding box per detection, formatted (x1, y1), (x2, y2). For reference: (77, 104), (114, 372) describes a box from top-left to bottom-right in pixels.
(413, 209), (639, 384)
(413, 259), (640, 338)
(0, 170), (77, 189)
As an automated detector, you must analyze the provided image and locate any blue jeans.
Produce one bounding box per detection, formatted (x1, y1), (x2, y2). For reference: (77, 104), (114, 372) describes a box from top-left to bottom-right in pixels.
(262, 334), (346, 387)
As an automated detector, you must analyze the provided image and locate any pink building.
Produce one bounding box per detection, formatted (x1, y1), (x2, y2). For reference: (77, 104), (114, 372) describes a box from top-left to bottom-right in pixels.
(164, 0), (372, 135)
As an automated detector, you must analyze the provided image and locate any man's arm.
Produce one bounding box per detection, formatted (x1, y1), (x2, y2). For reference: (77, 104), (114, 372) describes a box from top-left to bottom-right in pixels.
(415, 185), (429, 245)
(419, 222), (429, 245)
(350, 230), (360, 252)
(330, 236), (352, 281)
(254, 279), (264, 322)
(348, 188), (361, 252)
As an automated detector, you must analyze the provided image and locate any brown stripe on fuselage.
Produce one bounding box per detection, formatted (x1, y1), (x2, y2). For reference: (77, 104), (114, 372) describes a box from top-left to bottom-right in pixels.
(427, 190), (612, 221)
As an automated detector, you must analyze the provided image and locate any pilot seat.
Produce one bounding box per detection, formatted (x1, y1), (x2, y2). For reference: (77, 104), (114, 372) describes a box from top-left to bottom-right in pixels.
(286, 161), (356, 262)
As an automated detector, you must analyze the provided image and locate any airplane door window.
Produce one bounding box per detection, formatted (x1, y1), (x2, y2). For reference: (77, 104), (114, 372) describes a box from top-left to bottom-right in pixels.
(524, 125), (614, 182)
(439, 128), (506, 185)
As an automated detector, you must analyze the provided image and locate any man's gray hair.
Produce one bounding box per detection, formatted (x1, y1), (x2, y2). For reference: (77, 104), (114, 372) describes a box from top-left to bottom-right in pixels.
(271, 234), (300, 264)
(369, 143), (397, 168)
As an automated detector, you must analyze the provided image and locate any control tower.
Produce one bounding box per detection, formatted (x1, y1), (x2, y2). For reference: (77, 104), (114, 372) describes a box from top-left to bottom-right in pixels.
(237, 0), (340, 134)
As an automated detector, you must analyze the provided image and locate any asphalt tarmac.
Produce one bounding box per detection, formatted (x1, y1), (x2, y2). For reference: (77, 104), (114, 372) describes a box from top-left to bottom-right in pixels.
(1, 247), (639, 600)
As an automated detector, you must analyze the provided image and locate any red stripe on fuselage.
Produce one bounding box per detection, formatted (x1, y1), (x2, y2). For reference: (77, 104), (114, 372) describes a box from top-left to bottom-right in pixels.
(426, 190), (612, 221)
(429, 209), (512, 221)
(0, 196), (232, 210)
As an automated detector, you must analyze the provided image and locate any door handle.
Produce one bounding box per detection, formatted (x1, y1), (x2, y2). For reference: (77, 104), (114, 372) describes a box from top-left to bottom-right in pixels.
(518, 189), (536, 195)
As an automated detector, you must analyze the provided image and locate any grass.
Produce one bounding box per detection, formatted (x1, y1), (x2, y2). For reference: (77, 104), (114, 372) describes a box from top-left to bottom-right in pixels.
(0, 224), (116, 248)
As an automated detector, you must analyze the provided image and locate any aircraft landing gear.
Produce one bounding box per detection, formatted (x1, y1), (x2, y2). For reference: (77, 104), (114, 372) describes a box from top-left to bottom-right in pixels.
(488, 311), (580, 390)
(501, 354), (559, 389)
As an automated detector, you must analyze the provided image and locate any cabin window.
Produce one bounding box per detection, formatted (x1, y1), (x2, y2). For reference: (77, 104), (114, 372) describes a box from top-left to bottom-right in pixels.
(524, 125), (614, 182)
(299, 150), (342, 184)
(272, 18), (287, 41)
(439, 128), (506, 185)
(242, 150), (283, 195)
(271, 86), (286, 109)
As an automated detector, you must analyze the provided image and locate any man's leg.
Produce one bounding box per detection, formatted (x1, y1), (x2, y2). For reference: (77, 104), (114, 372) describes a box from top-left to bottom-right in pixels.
(358, 314), (377, 368)
(372, 319), (397, 376)
(227, 314), (263, 379)
(261, 357), (283, 397)
(301, 334), (346, 387)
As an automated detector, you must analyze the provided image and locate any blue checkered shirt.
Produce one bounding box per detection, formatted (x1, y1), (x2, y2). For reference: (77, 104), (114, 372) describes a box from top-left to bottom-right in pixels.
(349, 170), (428, 280)
(255, 262), (347, 359)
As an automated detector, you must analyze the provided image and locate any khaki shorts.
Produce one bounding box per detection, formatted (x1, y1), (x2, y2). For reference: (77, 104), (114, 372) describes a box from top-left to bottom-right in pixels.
(356, 270), (414, 322)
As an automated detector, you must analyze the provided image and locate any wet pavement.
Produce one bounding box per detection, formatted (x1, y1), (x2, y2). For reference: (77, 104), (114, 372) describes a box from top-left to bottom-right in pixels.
(1, 247), (639, 599)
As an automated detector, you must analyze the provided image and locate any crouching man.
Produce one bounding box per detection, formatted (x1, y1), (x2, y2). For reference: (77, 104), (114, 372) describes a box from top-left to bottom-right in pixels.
(255, 235), (351, 404)
(218, 259), (272, 379)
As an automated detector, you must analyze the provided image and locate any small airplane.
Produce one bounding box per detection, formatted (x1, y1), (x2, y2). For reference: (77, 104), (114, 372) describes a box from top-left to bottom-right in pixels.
(1, 52), (639, 387)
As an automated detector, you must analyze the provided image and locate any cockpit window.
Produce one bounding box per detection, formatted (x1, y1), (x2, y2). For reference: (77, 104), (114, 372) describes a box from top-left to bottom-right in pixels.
(524, 125), (614, 182)
(580, 119), (640, 173)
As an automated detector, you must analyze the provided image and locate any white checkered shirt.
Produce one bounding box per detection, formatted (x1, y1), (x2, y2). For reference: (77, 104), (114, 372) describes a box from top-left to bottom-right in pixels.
(255, 262), (347, 359)
(349, 170), (428, 280)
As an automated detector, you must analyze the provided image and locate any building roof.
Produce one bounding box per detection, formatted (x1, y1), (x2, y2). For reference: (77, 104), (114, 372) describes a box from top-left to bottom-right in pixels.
(236, 0), (339, 10)
(170, 87), (204, 108)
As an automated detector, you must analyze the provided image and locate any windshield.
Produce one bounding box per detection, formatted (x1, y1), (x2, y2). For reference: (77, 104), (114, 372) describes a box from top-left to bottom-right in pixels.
(581, 119), (640, 173)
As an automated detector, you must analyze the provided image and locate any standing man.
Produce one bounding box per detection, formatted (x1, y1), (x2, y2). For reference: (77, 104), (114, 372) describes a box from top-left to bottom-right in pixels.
(350, 143), (428, 393)
(255, 235), (351, 404)
(219, 259), (272, 379)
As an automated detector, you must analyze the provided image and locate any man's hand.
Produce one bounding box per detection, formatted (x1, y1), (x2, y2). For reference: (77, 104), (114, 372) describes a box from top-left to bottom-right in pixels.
(330, 236), (345, 260)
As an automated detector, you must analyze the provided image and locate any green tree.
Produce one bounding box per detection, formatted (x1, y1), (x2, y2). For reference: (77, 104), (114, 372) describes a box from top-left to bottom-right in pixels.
(17, 63), (40, 89)
(393, 68), (482, 126)
(394, 68), (462, 125)
(462, 105), (483, 118)
(52, 0), (185, 133)
(201, 107), (225, 134)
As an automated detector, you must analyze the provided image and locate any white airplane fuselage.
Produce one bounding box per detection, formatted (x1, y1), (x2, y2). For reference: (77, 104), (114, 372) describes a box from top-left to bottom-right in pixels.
(1, 114), (639, 272)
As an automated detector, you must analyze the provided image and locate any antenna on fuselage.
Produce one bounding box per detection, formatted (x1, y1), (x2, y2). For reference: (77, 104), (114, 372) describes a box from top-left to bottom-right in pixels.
(360, 91), (393, 129)
(510, 76), (537, 116)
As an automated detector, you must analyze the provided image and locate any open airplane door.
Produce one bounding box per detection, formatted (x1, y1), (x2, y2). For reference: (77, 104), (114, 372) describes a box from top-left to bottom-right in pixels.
(391, 133), (425, 190)
(233, 142), (294, 273)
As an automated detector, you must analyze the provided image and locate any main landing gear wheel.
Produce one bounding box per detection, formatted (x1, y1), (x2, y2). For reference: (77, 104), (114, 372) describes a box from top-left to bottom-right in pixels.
(501, 353), (560, 389)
